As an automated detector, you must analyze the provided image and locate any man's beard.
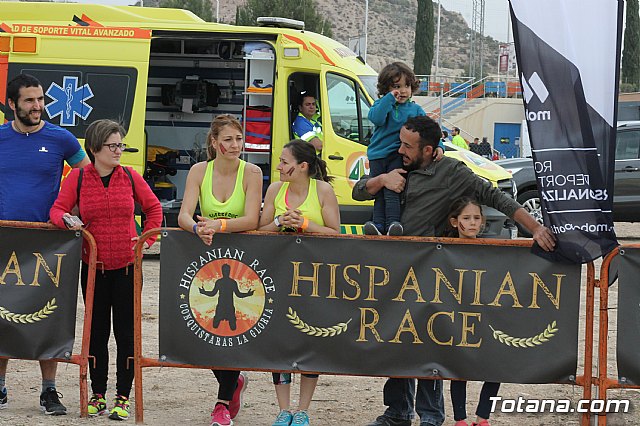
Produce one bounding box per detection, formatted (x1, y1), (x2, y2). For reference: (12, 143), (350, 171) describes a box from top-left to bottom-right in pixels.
(402, 153), (424, 172)
(15, 105), (41, 127)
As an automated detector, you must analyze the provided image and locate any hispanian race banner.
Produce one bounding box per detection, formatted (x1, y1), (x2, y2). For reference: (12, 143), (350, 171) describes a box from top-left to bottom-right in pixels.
(160, 232), (581, 384)
(616, 247), (640, 385)
(510, 0), (623, 263)
(0, 226), (81, 360)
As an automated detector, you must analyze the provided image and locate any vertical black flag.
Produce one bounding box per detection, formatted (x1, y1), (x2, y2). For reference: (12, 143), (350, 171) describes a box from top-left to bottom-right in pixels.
(509, 0), (623, 263)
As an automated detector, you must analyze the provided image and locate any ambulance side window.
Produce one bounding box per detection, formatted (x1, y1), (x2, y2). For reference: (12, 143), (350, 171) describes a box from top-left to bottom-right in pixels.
(326, 73), (372, 146)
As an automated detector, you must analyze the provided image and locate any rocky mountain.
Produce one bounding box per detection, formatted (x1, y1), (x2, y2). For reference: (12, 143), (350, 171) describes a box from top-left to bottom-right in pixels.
(150, 0), (503, 76)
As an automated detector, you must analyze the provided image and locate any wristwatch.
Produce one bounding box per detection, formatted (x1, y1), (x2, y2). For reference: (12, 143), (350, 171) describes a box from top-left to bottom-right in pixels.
(274, 215), (282, 227)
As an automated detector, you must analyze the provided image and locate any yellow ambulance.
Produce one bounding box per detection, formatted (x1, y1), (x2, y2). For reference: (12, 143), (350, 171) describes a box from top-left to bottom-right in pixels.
(0, 2), (515, 237)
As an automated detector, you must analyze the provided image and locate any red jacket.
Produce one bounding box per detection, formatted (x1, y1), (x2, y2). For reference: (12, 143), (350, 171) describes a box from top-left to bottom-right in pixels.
(50, 164), (163, 270)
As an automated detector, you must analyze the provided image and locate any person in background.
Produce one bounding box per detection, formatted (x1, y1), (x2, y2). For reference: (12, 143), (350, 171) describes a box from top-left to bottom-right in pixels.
(178, 114), (262, 426)
(259, 139), (340, 426)
(0, 73), (90, 416)
(469, 137), (481, 155)
(478, 137), (493, 160)
(451, 127), (469, 150)
(365, 62), (443, 236)
(50, 119), (162, 421)
(292, 92), (323, 153)
(445, 197), (500, 426)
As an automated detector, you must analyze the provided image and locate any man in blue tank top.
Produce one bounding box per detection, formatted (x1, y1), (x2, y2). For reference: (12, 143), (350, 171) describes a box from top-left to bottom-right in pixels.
(0, 73), (89, 415)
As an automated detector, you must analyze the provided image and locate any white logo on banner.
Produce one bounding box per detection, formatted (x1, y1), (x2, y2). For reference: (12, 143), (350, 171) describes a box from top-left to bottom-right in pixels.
(522, 72), (551, 121)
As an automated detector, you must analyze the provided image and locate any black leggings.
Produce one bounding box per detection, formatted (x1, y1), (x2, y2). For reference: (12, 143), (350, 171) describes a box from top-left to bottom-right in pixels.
(450, 380), (500, 421)
(212, 369), (240, 401)
(81, 263), (135, 398)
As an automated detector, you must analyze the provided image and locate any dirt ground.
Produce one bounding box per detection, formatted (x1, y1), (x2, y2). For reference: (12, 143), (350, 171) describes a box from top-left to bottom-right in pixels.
(2, 223), (640, 426)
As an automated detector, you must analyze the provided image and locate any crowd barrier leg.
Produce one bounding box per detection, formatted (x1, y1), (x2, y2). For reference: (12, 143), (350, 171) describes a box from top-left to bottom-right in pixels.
(580, 262), (596, 426)
(133, 228), (163, 424)
(596, 248), (618, 426)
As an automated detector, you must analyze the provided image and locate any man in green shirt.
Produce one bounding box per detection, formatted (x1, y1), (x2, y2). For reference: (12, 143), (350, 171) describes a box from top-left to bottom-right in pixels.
(451, 127), (468, 150)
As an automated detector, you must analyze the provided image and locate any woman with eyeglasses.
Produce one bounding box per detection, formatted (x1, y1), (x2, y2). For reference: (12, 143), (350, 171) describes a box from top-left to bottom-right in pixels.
(50, 119), (162, 421)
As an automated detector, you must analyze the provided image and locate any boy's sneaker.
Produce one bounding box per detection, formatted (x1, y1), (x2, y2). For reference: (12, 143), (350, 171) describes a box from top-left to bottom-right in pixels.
(291, 410), (310, 426)
(387, 221), (404, 236)
(210, 403), (232, 426)
(229, 372), (247, 419)
(0, 387), (7, 409)
(108, 395), (130, 421)
(471, 421), (490, 426)
(272, 409), (293, 426)
(88, 393), (107, 416)
(455, 421), (469, 426)
(363, 221), (382, 235)
(39, 387), (67, 415)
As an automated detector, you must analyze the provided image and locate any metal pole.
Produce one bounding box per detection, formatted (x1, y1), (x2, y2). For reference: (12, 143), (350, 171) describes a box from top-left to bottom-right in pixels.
(363, 0), (369, 62)
(216, 0), (219, 23)
(439, 85), (443, 127)
(435, 0), (441, 79)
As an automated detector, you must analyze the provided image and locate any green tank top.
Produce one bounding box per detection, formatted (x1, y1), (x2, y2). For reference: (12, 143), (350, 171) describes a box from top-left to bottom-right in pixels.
(274, 178), (325, 231)
(199, 160), (246, 219)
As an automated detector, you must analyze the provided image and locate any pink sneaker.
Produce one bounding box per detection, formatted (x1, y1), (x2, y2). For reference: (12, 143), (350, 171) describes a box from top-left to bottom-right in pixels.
(229, 372), (248, 419)
(471, 420), (490, 426)
(455, 421), (469, 426)
(210, 403), (232, 426)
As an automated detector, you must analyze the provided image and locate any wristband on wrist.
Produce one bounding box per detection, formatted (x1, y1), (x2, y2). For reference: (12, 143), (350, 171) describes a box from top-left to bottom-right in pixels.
(219, 219), (227, 232)
(192, 223), (198, 235)
(300, 216), (309, 231)
(274, 215), (282, 228)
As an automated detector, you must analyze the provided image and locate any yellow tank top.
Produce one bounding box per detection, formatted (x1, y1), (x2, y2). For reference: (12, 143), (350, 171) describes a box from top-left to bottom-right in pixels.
(274, 178), (325, 231)
(199, 160), (246, 219)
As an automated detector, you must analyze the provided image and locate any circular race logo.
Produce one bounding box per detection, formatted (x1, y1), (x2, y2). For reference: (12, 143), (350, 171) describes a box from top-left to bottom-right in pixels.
(178, 249), (275, 347)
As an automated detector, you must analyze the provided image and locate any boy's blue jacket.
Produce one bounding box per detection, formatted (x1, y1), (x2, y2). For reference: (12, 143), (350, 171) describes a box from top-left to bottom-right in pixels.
(367, 92), (426, 160)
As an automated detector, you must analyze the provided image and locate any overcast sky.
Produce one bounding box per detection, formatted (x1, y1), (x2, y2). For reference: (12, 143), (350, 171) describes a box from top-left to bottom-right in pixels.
(439, 0), (511, 42)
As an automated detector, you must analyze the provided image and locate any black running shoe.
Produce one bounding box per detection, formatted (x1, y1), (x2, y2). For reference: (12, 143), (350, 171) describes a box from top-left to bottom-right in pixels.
(40, 387), (67, 416)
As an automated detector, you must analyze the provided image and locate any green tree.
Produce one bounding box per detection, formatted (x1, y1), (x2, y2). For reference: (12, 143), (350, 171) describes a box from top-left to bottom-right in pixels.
(622, 0), (640, 90)
(413, 0), (434, 75)
(236, 0), (332, 38)
(159, 0), (214, 22)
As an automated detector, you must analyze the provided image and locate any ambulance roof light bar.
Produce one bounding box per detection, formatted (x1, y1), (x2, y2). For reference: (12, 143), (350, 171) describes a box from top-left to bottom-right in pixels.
(257, 17), (305, 31)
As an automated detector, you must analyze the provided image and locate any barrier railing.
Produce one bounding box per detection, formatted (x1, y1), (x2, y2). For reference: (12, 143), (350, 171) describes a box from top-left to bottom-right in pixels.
(594, 244), (640, 426)
(0, 220), (98, 418)
(131, 228), (597, 424)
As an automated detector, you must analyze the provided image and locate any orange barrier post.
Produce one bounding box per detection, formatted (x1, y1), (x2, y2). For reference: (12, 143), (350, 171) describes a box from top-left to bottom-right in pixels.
(0, 220), (97, 418)
(579, 262), (596, 426)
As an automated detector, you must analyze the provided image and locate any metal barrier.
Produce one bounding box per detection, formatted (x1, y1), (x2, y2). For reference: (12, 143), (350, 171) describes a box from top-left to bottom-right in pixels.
(0, 220), (98, 418)
(592, 245), (640, 426)
(130, 228), (598, 424)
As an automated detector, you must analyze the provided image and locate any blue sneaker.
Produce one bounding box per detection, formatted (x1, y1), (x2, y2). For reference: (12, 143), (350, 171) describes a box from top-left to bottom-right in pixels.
(272, 409), (293, 426)
(0, 387), (7, 409)
(291, 410), (310, 426)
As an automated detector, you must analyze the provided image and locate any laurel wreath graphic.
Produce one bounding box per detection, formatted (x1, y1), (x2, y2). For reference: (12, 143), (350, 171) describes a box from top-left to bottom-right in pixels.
(286, 307), (352, 337)
(489, 320), (558, 348)
(0, 298), (58, 324)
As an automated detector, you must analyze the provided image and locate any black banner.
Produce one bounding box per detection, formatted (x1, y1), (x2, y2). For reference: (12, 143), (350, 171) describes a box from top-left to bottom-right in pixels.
(0, 226), (81, 359)
(616, 247), (640, 385)
(510, 0), (622, 263)
(160, 231), (581, 384)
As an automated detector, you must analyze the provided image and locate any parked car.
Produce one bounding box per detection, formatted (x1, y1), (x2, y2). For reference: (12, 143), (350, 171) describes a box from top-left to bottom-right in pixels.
(496, 121), (640, 236)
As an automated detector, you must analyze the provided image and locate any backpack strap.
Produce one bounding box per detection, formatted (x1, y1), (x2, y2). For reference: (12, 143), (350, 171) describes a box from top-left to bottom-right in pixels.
(123, 166), (135, 195)
(76, 168), (84, 204)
